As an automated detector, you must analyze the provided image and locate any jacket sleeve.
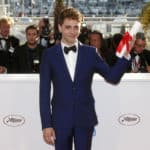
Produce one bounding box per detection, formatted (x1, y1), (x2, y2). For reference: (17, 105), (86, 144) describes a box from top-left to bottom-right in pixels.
(93, 48), (130, 84)
(40, 49), (53, 129)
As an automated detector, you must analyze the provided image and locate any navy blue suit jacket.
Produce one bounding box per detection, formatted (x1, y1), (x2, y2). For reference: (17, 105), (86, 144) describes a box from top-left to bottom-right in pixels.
(40, 43), (130, 129)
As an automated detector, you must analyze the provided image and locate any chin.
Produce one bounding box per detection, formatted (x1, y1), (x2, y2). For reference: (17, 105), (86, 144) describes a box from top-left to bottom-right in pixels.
(70, 39), (76, 43)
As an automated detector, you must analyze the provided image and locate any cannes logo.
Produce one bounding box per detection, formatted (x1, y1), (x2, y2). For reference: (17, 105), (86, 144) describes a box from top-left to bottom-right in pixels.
(118, 114), (140, 126)
(3, 115), (25, 127)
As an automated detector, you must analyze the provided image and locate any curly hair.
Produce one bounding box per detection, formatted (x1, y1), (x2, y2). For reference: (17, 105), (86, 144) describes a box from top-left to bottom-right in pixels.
(58, 7), (84, 25)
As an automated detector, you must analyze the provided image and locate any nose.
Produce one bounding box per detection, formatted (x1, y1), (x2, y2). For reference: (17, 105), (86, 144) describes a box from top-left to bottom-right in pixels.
(70, 28), (75, 34)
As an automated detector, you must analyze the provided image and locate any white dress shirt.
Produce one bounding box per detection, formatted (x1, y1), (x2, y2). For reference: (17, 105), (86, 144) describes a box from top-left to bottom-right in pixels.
(61, 41), (78, 81)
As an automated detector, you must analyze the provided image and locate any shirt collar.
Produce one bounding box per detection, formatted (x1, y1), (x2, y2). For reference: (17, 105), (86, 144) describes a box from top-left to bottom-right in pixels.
(0, 35), (9, 39)
(61, 40), (78, 52)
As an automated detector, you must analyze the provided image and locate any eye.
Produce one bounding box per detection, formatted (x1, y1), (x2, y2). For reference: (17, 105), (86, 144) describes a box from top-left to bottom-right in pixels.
(65, 25), (71, 29)
(74, 26), (79, 30)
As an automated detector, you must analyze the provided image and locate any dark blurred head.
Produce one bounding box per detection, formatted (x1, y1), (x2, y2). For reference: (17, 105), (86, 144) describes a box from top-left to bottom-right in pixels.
(136, 32), (146, 41)
(38, 17), (51, 37)
(134, 32), (146, 54)
(112, 33), (123, 48)
(88, 30), (103, 50)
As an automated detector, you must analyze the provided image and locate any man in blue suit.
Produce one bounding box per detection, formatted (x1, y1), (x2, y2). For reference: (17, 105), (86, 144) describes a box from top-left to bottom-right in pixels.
(40, 7), (130, 150)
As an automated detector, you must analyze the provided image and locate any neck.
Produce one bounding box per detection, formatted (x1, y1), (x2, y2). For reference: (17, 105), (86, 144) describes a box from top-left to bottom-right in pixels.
(0, 34), (9, 39)
(27, 43), (37, 49)
(61, 39), (77, 46)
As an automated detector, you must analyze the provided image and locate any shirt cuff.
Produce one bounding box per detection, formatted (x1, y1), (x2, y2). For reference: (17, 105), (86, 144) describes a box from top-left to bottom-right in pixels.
(123, 54), (131, 60)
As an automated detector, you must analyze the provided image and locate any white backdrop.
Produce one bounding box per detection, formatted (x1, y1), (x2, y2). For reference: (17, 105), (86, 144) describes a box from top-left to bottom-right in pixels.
(0, 74), (150, 150)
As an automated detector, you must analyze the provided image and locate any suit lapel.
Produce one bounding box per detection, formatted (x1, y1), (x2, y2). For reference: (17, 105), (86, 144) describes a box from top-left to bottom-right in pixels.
(55, 43), (85, 83)
(55, 44), (73, 82)
(74, 43), (85, 83)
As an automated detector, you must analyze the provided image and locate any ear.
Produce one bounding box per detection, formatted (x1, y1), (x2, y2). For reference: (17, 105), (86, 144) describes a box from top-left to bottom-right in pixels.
(58, 24), (62, 33)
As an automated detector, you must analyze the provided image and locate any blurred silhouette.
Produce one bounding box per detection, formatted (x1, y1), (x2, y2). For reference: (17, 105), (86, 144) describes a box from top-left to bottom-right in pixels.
(105, 33), (123, 67)
(38, 17), (55, 48)
(88, 30), (107, 60)
(128, 32), (150, 72)
(0, 16), (19, 73)
(13, 25), (44, 73)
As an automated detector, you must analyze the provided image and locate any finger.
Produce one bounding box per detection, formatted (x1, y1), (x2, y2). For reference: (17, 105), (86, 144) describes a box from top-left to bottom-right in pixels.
(50, 136), (55, 145)
(43, 131), (56, 145)
(43, 135), (54, 145)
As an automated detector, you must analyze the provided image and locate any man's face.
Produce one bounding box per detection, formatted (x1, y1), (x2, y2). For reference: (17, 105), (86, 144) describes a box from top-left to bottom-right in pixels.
(58, 18), (81, 45)
(0, 22), (10, 37)
(134, 39), (146, 54)
(89, 34), (101, 50)
(26, 29), (38, 46)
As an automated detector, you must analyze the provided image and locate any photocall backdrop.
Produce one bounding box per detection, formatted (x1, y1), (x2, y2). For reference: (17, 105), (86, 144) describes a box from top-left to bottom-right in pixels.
(0, 74), (150, 150)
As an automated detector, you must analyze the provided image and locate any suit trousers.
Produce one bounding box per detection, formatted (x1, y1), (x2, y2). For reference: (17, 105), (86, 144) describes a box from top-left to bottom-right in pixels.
(54, 127), (94, 150)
